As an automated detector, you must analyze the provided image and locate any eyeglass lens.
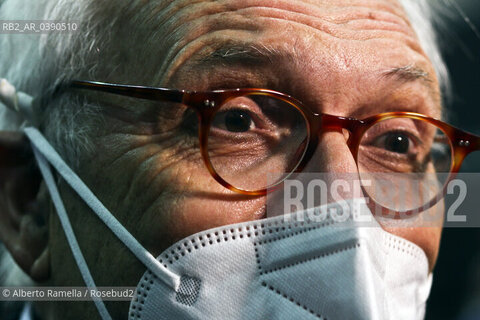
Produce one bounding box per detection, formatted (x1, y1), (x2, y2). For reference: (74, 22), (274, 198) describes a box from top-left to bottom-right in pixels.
(206, 94), (453, 212)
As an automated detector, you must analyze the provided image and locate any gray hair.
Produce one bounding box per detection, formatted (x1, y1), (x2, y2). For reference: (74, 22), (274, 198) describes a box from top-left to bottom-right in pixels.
(0, 0), (450, 287)
(400, 0), (452, 100)
(0, 0), (117, 166)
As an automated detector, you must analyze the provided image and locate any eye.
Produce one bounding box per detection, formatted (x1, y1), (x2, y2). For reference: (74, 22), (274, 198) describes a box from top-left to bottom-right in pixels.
(373, 131), (418, 155)
(213, 109), (254, 133)
(383, 132), (410, 154)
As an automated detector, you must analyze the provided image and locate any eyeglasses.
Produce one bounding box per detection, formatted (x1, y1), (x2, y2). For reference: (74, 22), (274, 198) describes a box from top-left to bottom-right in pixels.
(66, 80), (480, 214)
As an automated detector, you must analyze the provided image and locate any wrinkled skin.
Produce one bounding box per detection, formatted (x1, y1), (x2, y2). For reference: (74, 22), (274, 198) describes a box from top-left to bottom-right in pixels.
(28, 0), (443, 319)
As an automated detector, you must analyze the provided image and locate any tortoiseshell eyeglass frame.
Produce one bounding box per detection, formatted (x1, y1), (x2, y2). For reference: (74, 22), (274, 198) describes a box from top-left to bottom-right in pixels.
(67, 80), (480, 214)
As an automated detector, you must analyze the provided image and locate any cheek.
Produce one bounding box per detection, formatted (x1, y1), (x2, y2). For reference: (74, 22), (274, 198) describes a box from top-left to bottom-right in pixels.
(99, 133), (268, 254)
(137, 188), (267, 256)
(158, 195), (266, 245)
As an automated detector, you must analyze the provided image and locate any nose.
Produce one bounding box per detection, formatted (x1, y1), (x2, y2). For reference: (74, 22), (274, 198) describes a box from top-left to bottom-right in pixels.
(299, 130), (365, 207)
(303, 131), (357, 174)
(266, 130), (363, 218)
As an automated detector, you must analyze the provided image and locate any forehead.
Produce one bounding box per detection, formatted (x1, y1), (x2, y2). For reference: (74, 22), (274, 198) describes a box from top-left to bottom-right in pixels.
(154, 3), (430, 70)
(105, 0), (441, 114)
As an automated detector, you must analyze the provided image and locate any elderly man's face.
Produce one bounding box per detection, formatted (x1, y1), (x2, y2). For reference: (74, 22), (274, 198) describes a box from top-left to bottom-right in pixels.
(45, 0), (442, 317)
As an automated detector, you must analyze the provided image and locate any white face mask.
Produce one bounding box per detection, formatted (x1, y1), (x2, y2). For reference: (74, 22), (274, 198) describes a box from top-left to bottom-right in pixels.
(24, 127), (433, 320)
(130, 204), (433, 320)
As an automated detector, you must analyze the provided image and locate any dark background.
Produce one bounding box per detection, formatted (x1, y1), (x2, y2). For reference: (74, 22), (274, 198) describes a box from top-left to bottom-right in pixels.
(426, 1), (480, 319)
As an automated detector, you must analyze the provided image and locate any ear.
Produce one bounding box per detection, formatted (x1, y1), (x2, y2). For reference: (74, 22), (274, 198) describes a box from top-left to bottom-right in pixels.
(0, 131), (49, 281)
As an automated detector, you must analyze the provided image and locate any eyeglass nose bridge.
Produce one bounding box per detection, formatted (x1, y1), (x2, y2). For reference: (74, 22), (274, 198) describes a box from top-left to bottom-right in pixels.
(310, 113), (366, 155)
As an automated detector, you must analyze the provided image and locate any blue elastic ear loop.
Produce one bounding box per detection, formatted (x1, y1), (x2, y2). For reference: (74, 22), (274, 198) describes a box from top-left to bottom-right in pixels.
(24, 127), (180, 290)
(25, 127), (182, 318)
(32, 145), (112, 320)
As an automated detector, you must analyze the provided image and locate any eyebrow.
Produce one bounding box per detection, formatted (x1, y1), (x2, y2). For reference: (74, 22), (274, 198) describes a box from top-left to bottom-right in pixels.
(383, 65), (433, 83)
(191, 44), (438, 99)
(382, 64), (440, 108)
(194, 44), (290, 66)
(197, 45), (434, 82)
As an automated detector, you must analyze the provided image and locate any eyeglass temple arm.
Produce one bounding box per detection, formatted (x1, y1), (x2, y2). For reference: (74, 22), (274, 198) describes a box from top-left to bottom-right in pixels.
(474, 135), (480, 150)
(435, 130), (480, 149)
(459, 132), (480, 152)
(69, 80), (186, 104)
